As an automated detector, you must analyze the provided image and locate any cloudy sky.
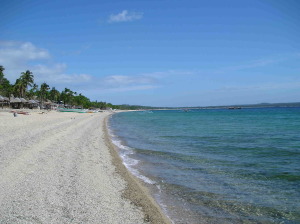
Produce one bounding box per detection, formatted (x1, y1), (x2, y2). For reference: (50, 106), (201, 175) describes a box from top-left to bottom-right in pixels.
(1, 0), (299, 106)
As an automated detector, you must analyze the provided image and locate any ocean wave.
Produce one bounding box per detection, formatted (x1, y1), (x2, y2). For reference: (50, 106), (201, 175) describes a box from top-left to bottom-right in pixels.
(108, 125), (156, 185)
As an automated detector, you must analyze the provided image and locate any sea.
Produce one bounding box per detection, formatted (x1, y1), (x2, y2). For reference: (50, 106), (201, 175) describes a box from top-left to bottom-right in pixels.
(108, 108), (300, 224)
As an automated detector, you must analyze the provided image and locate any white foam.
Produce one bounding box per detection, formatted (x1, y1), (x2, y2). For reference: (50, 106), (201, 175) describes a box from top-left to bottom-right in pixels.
(108, 119), (174, 223)
(108, 127), (156, 185)
(111, 138), (132, 151)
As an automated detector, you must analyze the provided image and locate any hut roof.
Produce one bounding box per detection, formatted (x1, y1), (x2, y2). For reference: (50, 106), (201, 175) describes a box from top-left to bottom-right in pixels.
(28, 99), (38, 104)
(20, 98), (27, 103)
(0, 96), (4, 102)
(11, 98), (21, 103)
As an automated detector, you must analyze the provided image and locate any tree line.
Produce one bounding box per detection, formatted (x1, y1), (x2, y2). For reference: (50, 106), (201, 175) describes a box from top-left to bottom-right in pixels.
(0, 65), (114, 109)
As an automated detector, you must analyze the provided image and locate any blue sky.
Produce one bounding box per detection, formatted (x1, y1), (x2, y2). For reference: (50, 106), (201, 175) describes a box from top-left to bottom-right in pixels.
(1, 0), (299, 106)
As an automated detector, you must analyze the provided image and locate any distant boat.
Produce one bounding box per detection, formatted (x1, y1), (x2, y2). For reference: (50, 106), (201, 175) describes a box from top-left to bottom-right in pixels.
(228, 107), (241, 110)
(57, 108), (87, 113)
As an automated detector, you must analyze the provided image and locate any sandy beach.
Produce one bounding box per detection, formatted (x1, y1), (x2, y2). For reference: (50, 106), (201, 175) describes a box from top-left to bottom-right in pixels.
(0, 110), (170, 224)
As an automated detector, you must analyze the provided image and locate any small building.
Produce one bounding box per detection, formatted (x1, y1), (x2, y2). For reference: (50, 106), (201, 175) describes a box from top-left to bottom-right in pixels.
(0, 95), (10, 109)
(20, 98), (28, 108)
(44, 100), (58, 110)
(28, 100), (39, 109)
(10, 97), (22, 109)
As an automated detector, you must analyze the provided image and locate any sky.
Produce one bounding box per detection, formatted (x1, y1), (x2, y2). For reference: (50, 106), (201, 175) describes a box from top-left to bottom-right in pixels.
(0, 0), (299, 107)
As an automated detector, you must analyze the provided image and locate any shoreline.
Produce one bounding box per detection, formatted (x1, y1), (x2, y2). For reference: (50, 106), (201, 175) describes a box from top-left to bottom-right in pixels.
(0, 110), (170, 223)
(104, 114), (172, 224)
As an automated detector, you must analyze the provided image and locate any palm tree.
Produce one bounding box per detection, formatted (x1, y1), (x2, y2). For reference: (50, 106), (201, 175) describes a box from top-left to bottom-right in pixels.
(0, 66), (12, 97)
(13, 78), (24, 97)
(60, 88), (74, 106)
(32, 83), (39, 92)
(49, 87), (60, 102)
(18, 70), (34, 97)
(73, 93), (91, 108)
(39, 82), (50, 106)
(0, 65), (5, 76)
(27, 83), (39, 98)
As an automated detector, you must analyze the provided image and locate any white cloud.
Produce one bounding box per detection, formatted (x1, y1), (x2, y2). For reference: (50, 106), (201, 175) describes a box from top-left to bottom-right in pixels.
(0, 41), (50, 69)
(102, 75), (157, 88)
(108, 10), (143, 23)
(102, 85), (158, 93)
(31, 64), (92, 86)
(92, 70), (197, 93)
(0, 41), (92, 88)
(0, 40), (160, 95)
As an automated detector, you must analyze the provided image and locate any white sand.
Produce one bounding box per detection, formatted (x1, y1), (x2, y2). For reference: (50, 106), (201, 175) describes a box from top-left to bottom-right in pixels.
(0, 111), (150, 223)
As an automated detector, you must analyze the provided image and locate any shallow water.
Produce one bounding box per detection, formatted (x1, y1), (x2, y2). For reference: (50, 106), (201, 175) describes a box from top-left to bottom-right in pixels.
(109, 108), (300, 223)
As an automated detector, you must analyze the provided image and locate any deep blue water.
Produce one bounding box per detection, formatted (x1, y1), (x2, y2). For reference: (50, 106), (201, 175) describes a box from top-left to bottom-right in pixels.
(109, 108), (300, 224)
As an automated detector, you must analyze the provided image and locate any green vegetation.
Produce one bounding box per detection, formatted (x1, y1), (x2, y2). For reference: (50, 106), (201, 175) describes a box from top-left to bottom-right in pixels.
(0, 65), (122, 109)
(0, 66), (12, 97)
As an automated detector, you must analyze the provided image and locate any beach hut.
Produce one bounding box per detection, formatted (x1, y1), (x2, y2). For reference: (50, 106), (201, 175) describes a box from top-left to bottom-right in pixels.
(44, 101), (53, 110)
(10, 97), (22, 109)
(20, 98), (28, 108)
(28, 99), (39, 109)
(2, 96), (10, 108)
(20, 98), (27, 103)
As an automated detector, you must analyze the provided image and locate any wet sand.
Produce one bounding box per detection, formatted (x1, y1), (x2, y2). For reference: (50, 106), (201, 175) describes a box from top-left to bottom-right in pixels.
(0, 110), (170, 224)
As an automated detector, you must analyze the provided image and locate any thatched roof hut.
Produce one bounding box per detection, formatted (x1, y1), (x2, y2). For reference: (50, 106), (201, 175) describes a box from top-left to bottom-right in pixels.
(10, 97), (21, 103)
(28, 100), (37, 104)
(9, 97), (22, 109)
(27, 99), (39, 109)
(0, 96), (9, 107)
(20, 98), (28, 103)
(0, 95), (9, 101)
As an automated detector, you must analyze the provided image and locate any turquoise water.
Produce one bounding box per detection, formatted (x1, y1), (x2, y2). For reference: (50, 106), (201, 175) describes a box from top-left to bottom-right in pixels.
(109, 108), (300, 224)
